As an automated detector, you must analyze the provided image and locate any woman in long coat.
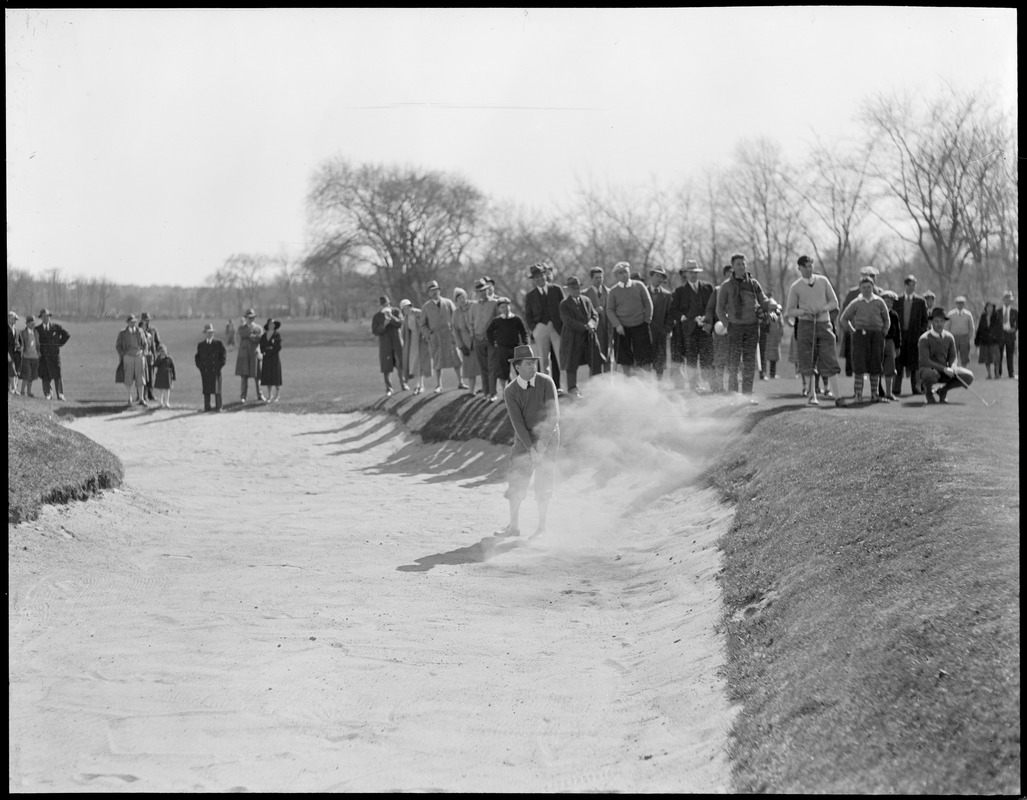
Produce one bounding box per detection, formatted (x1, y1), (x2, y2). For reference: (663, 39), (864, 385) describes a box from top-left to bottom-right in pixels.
(974, 301), (1003, 378)
(400, 300), (431, 394)
(259, 318), (283, 402)
(235, 309), (264, 402)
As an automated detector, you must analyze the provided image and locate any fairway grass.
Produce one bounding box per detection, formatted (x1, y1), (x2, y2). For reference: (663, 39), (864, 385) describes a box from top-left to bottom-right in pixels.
(705, 408), (1019, 793)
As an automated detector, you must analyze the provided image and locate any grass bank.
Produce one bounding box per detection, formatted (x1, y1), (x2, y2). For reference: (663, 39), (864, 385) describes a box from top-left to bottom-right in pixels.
(8, 404), (124, 524)
(703, 410), (1019, 793)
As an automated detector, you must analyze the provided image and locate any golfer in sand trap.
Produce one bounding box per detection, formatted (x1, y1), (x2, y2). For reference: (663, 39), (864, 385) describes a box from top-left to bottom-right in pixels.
(500, 344), (560, 538)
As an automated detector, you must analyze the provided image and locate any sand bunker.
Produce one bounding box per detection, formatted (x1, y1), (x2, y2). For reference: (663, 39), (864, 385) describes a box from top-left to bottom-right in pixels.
(9, 380), (741, 792)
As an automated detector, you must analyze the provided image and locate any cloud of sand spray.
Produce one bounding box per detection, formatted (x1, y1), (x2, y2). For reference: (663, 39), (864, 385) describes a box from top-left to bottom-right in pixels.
(532, 372), (742, 551)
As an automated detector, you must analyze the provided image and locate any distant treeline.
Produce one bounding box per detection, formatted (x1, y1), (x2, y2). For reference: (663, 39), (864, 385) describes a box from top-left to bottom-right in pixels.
(9, 85), (1018, 323)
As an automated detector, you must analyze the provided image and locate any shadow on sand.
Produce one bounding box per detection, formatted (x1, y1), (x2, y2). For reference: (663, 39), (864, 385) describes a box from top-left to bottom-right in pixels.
(396, 533), (524, 572)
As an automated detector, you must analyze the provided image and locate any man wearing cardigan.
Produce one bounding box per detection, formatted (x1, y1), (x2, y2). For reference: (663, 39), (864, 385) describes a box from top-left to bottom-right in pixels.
(500, 344), (560, 538)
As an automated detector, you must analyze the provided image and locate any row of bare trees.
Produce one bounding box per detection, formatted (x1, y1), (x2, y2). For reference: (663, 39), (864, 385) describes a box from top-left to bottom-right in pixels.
(8, 86), (1016, 323)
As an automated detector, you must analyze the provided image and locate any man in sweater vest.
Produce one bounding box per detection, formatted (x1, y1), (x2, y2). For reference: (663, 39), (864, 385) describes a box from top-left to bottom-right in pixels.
(500, 344), (560, 538)
(783, 255), (843, 406)
(606, 261), (654, 376)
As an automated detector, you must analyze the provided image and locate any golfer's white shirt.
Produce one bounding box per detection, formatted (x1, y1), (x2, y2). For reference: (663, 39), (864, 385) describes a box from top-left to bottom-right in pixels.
(516, 375), (535, 390)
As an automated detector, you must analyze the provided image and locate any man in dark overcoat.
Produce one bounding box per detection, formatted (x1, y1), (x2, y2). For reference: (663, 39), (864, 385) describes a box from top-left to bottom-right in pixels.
(195, 322), (227, 412)
(670, 260), (715, 392)
(557, 276), (598, 399)
(35, 308), (71, 400)
(371, 295), (405, 396)
(891, 274), (929, 396)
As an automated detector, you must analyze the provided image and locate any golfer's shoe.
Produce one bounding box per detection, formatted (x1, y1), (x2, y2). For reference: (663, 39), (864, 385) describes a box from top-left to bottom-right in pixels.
(924, 390), (937, 404)
(937, 388), (950, 404)
(807, 393), (819, 405)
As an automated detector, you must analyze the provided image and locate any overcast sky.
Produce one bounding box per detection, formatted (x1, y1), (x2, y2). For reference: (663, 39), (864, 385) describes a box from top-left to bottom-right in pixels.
(6, 7), (1017, 287)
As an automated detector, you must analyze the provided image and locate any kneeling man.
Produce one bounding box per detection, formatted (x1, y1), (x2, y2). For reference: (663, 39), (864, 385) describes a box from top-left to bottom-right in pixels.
(501, 344), (560, 537)
(918, 307), (974, 404)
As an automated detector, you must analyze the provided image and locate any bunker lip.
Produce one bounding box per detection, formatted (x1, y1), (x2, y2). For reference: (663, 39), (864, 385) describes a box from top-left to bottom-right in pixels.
(10, 387), (740, 792)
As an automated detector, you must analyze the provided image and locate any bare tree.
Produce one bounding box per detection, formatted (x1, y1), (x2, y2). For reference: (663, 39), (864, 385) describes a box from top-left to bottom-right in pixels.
(722, 138), (805, 302)
(307, 159), (485, 305)
(7, 264), (37, 315)
(567, 175), (673, 273)
(861, 85), (1013, 305)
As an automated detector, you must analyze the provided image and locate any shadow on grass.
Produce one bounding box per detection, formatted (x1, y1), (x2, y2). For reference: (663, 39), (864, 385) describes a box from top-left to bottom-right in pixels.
(396, 533), (522, 572)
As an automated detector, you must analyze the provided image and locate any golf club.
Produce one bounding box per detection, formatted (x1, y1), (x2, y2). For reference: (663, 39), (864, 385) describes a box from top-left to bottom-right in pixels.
(953, 369), (992, 407)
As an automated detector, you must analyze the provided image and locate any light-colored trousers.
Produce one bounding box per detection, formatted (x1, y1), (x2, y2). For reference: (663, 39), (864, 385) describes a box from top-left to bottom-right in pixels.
(531, 322), (562, 375)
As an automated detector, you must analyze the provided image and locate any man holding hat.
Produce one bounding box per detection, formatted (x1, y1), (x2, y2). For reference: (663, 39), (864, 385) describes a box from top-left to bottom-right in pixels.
(35, 308), (71, 400)
(718, 253), (773, 398)
(557, 276), (599, 398)
(998, 290), (1018, 379)
(500, 344), (560, 538)
(523, 263), (566, 384)
(195, 322), (227, 411)
(918, 307), (974, 404)
(116, 314), (149, 406)
(892, 275), (929, 396)
(670, 260), (715, 392)
(8, 311), (21, 394)
(419, 280), (462, 393)
(235, 309), (264, 403)
(646, 266), (675, 380)
(944, 296), (975, 367)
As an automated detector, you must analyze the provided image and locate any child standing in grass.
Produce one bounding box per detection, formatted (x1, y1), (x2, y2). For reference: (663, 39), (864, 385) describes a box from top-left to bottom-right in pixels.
(153, 344), (177, 408)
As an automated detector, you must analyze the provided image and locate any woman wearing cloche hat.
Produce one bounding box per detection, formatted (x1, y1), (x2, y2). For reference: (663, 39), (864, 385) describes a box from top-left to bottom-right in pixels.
(259, 318), (283, 403)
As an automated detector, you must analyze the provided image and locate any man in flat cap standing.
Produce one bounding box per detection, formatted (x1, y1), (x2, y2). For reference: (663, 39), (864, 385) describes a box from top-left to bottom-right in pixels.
(35, 308), (70, 401)
(717, 253), (773, 399)
(840, 266), (883, 380)
(944, 296), (975, 368)
(892, 275), (929, 396)
(670, 260), (715, 392)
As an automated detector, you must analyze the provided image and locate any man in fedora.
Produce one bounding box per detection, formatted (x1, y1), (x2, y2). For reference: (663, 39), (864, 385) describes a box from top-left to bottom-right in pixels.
(647, 266), (675, 380)
(419, 280), (462, 393)
(235, 308), (264, 403)
(35, 308), (71, 400)
(944, 295), (975, 367)
(523, 263), (565, 387)
(195, 322), (227, 412)
(557, 276), (598, 399)
(892, 275), (929, 396)
(670, 260), (715, 392)
(500, 344), (560, 538)
(116, 313), (149, 406)
(918, 307), (974, 404)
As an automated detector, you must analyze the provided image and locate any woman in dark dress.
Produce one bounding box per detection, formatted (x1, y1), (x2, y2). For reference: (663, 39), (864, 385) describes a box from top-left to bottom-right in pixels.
(974, 301), (1003, 378)
(259, 318), (283, 402)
